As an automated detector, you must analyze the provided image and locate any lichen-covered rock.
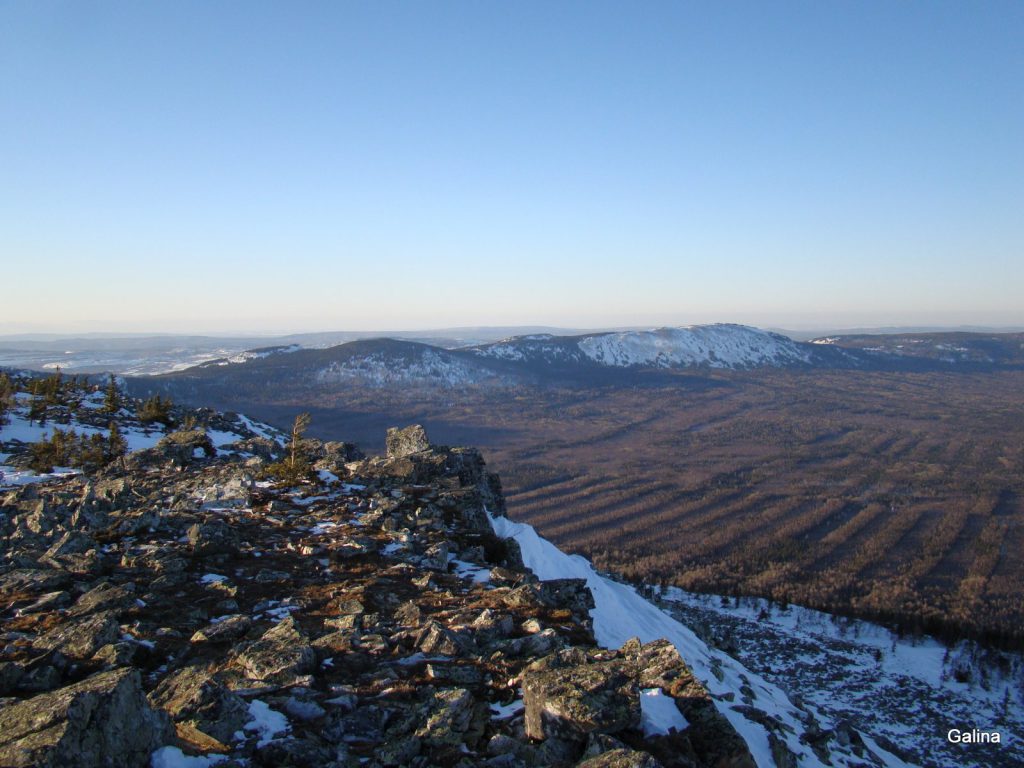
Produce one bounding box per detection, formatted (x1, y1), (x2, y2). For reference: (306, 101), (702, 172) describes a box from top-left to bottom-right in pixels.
(186, 518), (240, 556)
(43, 530), (96, 558)
(0, 667), (171, 768)
(67, 581), (138, 618)
(416, 620), (473, 656)
(155, 429), (217, 466)
(190, 614), (252, 643)
(148, 663), (249, 744)
(578, 747), (666, 767)
(523, 650), (640, 742)
(386, 424), (431, 458)
(233, 616), (316, 684)
(32, 611), (120, 659)
(621, 638), (756, 768)
(414, 687), (486, 747)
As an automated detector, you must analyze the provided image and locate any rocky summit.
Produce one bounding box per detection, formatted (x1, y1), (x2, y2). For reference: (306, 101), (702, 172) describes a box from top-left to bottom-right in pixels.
(0, 417), (753, 768)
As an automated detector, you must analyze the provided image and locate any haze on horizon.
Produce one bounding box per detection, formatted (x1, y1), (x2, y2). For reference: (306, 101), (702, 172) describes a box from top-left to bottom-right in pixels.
(1, 2), (1021, 335)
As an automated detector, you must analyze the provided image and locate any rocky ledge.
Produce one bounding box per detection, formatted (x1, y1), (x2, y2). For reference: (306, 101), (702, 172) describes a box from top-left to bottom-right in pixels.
(0, 422), (753, 768)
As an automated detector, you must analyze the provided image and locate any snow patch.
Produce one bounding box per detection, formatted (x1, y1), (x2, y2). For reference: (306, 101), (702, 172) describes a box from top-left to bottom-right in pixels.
(243, 699), (290, 747)
(490, 698), (525, 720)
(640, 688), (689, 736)
(150, 746), (227, 768)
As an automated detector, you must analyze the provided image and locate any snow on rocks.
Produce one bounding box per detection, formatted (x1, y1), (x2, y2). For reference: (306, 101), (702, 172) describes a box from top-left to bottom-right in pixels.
(242, 699), (290, 748)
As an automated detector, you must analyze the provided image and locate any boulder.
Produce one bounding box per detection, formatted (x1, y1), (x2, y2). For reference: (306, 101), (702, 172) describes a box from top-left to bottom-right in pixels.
(0, 668), (172, 768)
(149, 663), (249, 745)
(414, 687), (486, 748)
(523, 650), (640, 742)
(233, 617), (316, 684)
(578, 747), (665, 767)
(190, 614), (252, 643)
(152, 429), (217, 466)
(67, 582), (138, 618)
(43, 531), (97, 558)
(416, 621), (473, 656)
(187, 519), (240, 557)
(32, 611), (120, 659)
(386, 425), (431, 458)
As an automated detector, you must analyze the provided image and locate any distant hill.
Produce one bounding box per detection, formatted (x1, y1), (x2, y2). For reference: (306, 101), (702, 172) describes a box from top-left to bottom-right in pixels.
(128, 326), (1024, 404)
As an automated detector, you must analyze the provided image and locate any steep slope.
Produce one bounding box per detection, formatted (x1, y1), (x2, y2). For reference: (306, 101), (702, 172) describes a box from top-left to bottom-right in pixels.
(489, 514), (914, 768)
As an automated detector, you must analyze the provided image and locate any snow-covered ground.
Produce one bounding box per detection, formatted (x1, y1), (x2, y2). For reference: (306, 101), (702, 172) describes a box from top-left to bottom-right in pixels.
(488, 511), (917, 768)
(0, 388), (283, 488)
(657, 589), (1022, 768)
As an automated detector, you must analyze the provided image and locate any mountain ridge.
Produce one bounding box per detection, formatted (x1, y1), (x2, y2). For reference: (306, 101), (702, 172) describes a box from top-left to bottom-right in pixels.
(135, 325), (1024, 404)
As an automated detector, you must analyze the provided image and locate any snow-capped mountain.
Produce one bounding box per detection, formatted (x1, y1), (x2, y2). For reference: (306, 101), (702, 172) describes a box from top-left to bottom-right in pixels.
(470, 324), (840, 371)
(577, 324), (812, 369)
(119, 326), (1024, 411)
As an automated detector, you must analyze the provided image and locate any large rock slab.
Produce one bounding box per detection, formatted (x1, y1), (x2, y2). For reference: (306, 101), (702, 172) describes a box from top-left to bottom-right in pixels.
(0, 667), (172, 768)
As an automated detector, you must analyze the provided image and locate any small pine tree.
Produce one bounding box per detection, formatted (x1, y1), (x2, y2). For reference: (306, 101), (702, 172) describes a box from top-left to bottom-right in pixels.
(28, 438), (56, 474)
(80, 433), (107, 473)
(290, 412), (311, 469)
(42, 368), (64, 406)
(265, 412), (314, 486)
(0, 372), (13, 429)
(27, 381), (45, 426)
(102, 375), (121, 414)
(106, 420), (127, 466)
(27, 427), (77, 473)
(138, 394), (174, 426)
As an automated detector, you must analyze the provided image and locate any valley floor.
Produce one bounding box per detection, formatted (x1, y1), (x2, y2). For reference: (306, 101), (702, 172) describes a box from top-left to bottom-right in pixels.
(656, 588), (1023, 768)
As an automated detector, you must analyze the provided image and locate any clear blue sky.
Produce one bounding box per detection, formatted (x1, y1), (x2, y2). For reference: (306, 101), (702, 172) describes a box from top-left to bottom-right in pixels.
(2, 1), (1021, 333)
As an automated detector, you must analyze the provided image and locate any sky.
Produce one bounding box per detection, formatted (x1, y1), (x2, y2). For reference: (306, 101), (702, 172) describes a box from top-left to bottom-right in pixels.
(1, 1), (1022, 334)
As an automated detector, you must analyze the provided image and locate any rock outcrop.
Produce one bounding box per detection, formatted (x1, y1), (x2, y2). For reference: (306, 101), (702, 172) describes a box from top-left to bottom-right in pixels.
(0, 419), (754, 767)
(0, 667), (171, 768)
